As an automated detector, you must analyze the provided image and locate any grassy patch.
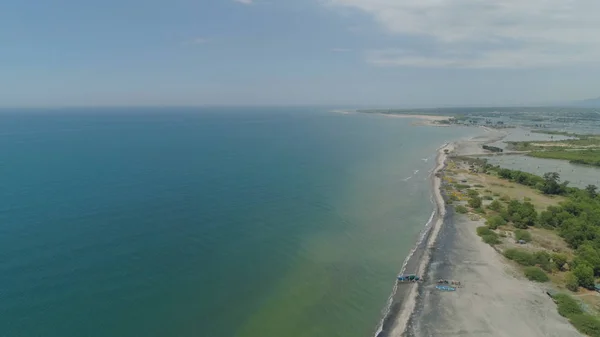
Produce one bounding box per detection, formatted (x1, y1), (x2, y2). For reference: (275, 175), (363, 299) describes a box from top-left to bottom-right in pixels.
(552, 293), (600, 337)
(514, 229), (532, 243)
(477, 226), (501, 245)
(529, 149), (600, 167)
(455, 205), (468, 214)
(523, 266), (549, 282)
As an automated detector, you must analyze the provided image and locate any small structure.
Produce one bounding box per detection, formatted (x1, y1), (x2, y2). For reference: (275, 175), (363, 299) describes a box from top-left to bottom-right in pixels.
(518, 239), (527, 244)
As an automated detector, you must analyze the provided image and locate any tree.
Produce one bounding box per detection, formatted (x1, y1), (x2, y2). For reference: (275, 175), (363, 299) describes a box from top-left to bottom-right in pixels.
(573, 263), (595, 289)
(542, 172), (562, 195)
(507, 200), (538, 228)
(586, 184), (598, 199)
(576, 243), (600, 276)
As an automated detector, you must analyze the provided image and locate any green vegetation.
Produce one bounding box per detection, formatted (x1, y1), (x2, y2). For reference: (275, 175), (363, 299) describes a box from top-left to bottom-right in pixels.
(455, 205), (468, 214)
(476, 226), (501, 245)
(468, 196), (483, 208)
(486, 215), (506, 229)
(503, 249), (553, 271)
(569, 314), (600, 337)
(482, 144), (503, 153)
(514, 229), (532, 242)
(505, 199), (537, 228)
(529, 149), (600, 167)
(552, 253), (568, 271)
(483, 195), (493, 200)
(573, 264), (595, 289)
(455, 183), (470, 189)
(523, 266), (549, 282)
(531, 130), (578, 137)
(554, 294), (583, 317)
(487, 199), (503, 211)
(466, 189), (479, 197)
(565, 272), (579, 291)
(552, 293), (600, 337)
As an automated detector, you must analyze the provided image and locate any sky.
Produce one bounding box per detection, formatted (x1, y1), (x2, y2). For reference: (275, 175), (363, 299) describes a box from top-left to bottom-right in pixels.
(2, 0), (600, 107)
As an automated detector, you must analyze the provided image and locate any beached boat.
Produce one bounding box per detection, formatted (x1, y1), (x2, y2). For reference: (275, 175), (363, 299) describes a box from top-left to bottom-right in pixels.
(397, 274), (420, 282)
(435, 285), (456, 291)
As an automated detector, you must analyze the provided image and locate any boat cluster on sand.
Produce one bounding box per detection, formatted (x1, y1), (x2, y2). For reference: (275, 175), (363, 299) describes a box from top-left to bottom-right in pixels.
(396, 274), (461, 292)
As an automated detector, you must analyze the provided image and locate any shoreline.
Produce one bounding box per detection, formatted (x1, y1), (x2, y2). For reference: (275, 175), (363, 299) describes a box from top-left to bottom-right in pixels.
(374, 142), (453, 337)
(394, 142), (453, 335)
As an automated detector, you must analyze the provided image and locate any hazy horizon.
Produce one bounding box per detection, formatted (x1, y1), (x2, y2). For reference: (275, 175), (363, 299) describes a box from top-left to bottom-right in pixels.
(3, 0), (600, 107)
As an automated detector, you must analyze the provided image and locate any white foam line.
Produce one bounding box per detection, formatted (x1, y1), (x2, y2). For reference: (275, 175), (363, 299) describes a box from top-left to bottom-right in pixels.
(373, 209), (437, 337)
(373, 142), (451, 337)
(403, 176), (412, 182)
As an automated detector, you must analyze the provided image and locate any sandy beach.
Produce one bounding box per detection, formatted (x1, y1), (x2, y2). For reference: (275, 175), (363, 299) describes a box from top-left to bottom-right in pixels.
(375, 142), (453, 337)
(401, 131), (582, 337)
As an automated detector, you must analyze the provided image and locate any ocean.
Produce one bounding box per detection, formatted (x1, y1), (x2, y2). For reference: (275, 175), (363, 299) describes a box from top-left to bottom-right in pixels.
(0, 107), (469, 337)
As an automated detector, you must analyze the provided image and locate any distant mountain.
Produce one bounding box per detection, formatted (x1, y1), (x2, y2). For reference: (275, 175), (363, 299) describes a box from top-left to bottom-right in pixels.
(570, 97), (600, 107)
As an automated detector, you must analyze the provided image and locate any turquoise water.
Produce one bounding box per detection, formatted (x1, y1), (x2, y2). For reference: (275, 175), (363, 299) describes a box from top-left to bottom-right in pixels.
(0, 108), (468, 337)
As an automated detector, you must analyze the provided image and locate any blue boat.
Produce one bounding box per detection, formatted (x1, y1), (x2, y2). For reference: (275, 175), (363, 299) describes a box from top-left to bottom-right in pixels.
(436, 285), (456, 291)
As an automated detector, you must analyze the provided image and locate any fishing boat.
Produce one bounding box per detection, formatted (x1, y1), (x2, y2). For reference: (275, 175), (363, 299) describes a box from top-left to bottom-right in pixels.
(435, 285), (456, 291)
(397, 274), (420, 282)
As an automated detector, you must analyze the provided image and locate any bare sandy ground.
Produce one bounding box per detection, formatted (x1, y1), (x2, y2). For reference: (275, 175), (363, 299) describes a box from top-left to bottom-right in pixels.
(404, 132), (582, 337)
(409, 214), (581, 337)
(384, 142), (454, 337)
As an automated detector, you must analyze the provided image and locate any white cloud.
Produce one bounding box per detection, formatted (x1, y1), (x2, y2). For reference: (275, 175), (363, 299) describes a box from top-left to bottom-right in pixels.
(326, 0), (600, 68)
(234, 0), (253, 4)
(330, 48), (352, 52)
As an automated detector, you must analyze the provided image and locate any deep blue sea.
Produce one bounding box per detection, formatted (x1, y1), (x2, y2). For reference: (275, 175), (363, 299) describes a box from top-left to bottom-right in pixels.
(0, 107), (469, 337)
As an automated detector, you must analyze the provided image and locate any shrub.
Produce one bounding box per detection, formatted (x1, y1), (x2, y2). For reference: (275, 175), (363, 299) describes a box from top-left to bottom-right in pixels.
(533, 251), (553, 272)
(483, 195), (493, 200)
(524, 197), (532, 202)
(482, 234), (501, 245)
(565, 272), (579, 292)
(554, 294), (583, 317)
(455, 184), (470, 189)
(488, 200), (503, 212)
(500, 195), (511, 202)
(486, 215), (506, 230)
(523, 266), (549, 282)
(514, 229), (532, 243)
(475, 207), (486, 214)
(552, 253), (568, 271)
(455, 205), (468, 214)
(477, 226), (501, 245)
(573, 264), (595, 289)
(468, 196), (483, 208)
(569, 314), (600, 337)
(474, 184), (485, 188)
(504, 249), (534, 266)
(467, 189), (479, 197)
(477, 226), (493, 236)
